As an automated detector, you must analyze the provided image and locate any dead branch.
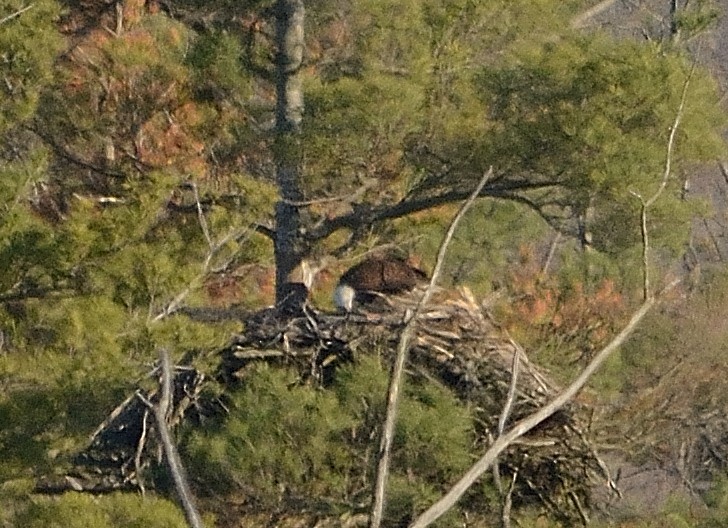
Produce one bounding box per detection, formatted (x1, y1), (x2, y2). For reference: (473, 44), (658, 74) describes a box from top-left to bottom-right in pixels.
(498, 340), (521, 435)
(0, 3), (34, 25)
(408, 278), (680, 528)
(493, 339), (521, 513)
(570, 0), (618, 29)
(133, 408), (149, 495)
(501, 469), (518, 528)
(369, 169), (492, 528)
(631, 62), (693, 300)
(151, 180), (256, 322)
(142, 349), (204, 528)
(151, 224), (250, 322)
(191, 182), (213, 250)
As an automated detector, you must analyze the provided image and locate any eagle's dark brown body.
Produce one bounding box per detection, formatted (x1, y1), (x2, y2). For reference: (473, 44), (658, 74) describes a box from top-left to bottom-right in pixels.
(334, 257), (428, 311)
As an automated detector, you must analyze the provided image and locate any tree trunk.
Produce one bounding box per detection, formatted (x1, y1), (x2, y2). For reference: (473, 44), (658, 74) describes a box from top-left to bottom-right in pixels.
(273, 0), (306, 303)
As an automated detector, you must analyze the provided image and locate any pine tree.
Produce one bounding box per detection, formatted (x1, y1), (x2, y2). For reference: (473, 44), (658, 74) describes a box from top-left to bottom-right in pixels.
(1, 0), (727, 525)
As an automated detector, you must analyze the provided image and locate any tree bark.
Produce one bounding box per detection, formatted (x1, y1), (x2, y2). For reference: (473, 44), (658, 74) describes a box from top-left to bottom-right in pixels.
(273, 0), (306, 303)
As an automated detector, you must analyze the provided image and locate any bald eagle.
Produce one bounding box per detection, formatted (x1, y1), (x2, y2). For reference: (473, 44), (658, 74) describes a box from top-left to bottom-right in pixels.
(333, 257), (428, 312)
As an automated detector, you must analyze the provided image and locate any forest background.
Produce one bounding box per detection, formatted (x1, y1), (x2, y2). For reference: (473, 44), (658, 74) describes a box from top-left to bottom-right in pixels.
(3, 0), (728, 526)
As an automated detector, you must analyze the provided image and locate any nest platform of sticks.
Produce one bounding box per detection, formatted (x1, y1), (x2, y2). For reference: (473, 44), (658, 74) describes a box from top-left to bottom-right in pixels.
(37, 288), (610, 524)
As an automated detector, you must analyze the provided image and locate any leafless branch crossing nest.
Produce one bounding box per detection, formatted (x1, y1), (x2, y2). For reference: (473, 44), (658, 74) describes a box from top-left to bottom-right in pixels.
(222, 288), (609, 523)
(37, 289), (609, 524)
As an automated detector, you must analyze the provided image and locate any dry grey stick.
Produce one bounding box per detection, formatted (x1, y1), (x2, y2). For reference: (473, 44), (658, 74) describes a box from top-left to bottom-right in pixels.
(501, 468), (518, 528)
(498, 341), (521, 435)
(570, 0), (618, 28)
(150, 226), (248, 322)
(133, 408), (149, 495)
(139, 349), (204, 528)
(368, 168), (492, 528)
(150, 181), (253, 322)
(631, 62), (693, 300)
(191, 182), (213, 250)
(492, 340), (521, 512)
(409, 278), (680, 528)
(0, 4), (33, 25)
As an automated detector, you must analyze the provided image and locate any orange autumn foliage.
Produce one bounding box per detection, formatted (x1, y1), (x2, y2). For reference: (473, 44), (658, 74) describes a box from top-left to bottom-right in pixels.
(59, 22), (211, 177)
(502, 245), (627, 359)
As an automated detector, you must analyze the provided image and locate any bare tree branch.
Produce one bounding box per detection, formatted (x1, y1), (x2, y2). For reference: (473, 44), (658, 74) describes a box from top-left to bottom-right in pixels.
(501, 468), (518, 528)
(636, 198), (650, 300)
(498, 341), (521, 436)
(0, 3), (34, 25)
(647, 62), (693, 211)
(631, 61), (693, 300)
(408, 278), (680, 528)
(150, 229), (245, 322)
(368, 169), (492, 528)
(570, 0), (618, 29)
(307, 178), (560, 243)
(133, 408), (150, 495)
(139, 349), (204, 528)
(190, 182), (213, 250)
(540, 232), (562, 280)
(492, 339), (521, 522)
(151, 186), (252, 322)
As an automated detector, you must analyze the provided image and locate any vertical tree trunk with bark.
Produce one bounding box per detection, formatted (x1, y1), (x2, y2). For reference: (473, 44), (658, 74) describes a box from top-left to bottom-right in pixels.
(273, 0), (306, 303)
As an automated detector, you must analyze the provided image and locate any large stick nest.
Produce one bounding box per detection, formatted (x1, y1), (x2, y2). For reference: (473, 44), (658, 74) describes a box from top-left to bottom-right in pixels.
(37, 288), (611, 524)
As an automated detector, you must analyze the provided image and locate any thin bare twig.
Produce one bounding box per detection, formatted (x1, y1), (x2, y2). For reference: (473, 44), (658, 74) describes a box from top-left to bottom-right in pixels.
(501, 469), (518, 528)
(539, 232), (562, 281)
(0, 4), (33, 25)
(150, 181), (258, 322)
(369, 168), (492, 528)
(648, 64), (693, 210)
(409, 278), (680, 528)
(151, 226), (248, 322)
(133, 408), (149, 495)
(631, 62), (694, 300)
(191, 182), (213, 250)
(639, 199), (650, 299)
(570, 0), (618, 28)
(498, 341), (521, 435)
(493, 340), (521, 520)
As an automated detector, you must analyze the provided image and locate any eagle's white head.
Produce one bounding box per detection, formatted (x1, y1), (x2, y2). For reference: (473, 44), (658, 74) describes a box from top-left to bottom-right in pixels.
(333, 283), (356, 312)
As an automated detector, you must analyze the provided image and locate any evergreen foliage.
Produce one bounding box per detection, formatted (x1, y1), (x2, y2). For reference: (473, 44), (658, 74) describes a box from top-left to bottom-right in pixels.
(416, 33), (725, 257)
(9, 491), (189, 528)
(1, 0), (727, 525)
(185, 357), (475, 525)
(0, 0), (62, 131)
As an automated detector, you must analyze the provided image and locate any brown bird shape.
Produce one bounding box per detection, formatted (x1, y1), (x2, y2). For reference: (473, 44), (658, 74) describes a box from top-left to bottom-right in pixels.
(334, 257), (428, 312)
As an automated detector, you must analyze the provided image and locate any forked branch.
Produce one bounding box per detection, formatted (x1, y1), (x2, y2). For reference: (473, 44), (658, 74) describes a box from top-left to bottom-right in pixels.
(138, 349), (203, 528)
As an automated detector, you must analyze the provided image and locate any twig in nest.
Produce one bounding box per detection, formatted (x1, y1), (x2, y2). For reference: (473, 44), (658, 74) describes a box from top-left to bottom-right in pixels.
(409, 279), (680, 528)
